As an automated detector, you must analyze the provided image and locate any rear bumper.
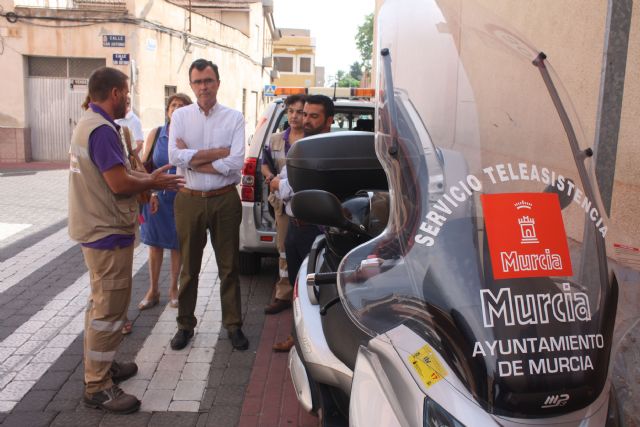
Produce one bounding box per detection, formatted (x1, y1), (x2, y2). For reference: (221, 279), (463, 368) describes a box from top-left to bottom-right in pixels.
(239, 201), (277, 254)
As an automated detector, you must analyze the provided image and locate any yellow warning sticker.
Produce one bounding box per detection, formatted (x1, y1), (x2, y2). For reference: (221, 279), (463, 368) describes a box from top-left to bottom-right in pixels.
(408, 344), (447, 388)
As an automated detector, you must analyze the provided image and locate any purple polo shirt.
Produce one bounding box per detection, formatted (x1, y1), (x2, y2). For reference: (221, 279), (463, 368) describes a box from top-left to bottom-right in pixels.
(82, 103), (135, 250)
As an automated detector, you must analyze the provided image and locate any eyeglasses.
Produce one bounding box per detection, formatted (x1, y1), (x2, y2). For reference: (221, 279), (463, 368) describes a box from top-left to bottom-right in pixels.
(191, 78), (217, 86)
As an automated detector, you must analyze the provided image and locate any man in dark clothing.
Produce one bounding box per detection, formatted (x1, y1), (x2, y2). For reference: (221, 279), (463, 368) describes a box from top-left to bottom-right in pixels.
(269, 95), (334, 352)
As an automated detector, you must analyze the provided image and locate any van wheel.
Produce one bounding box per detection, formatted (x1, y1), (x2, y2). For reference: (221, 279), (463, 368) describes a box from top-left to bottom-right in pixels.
(239, 251), (261, 275)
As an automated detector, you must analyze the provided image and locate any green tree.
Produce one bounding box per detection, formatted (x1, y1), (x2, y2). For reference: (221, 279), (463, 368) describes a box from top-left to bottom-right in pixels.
(332, 69), (360, 87)
(338, 75), (360, 88)
(349, 61), (363, 81)
(355, 13), (373, 71)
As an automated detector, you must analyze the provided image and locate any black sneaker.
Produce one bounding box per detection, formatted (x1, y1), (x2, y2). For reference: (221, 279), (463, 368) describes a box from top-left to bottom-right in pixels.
(109, 361), (138, 383)
(84, 384), (140, 414)
(170, 329), (194, 350)
(229, 328), (249, 351)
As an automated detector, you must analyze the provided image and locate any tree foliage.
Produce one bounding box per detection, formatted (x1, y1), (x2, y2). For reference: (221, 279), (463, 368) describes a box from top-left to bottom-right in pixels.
(338, 75), (360, 88)
(355, 13), (373, 70)
(349, 61), (363, 81)
(332, 69), (360, 88)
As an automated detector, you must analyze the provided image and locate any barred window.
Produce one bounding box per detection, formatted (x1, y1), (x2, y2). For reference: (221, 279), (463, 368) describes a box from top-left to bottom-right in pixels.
(274, 56), (293, 73)
(299, 57), (311, 73)
(28, 56), (106, 78)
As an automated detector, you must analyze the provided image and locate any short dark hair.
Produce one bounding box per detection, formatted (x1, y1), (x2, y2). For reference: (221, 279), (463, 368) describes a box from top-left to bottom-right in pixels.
(305, 94), (334, 117)
(166, 93), (193, 114)
(88, 67), (128, 102)
(189, 59), (220, 81)
(284, 94), (306, 107)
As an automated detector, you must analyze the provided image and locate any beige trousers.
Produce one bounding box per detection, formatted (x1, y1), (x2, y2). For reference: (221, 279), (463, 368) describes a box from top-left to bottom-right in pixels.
(81, 244), (133, 393)
(268, 192), (292, 300)
(274, 210), (293, 300)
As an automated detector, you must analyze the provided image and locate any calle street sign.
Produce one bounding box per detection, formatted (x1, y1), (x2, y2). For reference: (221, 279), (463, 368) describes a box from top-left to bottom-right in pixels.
(103, 35), (125, 47)
(113, 53), (130, 66)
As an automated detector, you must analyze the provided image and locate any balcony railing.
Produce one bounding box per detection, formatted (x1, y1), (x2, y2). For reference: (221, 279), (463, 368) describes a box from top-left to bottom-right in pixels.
(14, 0), (126, 10)
(73, 0), (126, 10)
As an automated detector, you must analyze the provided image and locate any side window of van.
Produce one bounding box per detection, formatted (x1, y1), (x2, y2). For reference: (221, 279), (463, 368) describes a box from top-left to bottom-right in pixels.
(274, 110), (289, 133)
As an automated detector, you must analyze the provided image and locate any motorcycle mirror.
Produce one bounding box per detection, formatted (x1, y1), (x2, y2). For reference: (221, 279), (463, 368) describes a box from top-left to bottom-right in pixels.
(544, 178), (574, 210)
(290, 190), (350, 229)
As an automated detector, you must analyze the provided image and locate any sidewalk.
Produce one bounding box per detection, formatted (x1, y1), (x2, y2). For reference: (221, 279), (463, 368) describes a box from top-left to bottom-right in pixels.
(239, 307), (317, 427)
(0, 162), (67, 172)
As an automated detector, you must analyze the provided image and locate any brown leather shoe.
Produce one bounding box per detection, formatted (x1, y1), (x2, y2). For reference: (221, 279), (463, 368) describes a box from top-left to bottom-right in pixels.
(264, 298), (292, 315)
(84, 384), (140, 414)
(273, 335), (294, 352)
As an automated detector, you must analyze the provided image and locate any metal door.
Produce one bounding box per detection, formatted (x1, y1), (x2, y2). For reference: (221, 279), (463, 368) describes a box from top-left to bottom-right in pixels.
(27, 57), (104, 161)
(68, 81), (88, 129)
(27, 78), (69, 160)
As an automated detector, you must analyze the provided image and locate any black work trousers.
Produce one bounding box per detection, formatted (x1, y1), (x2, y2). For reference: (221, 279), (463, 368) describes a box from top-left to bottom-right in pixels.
(284, 219), (322, 287)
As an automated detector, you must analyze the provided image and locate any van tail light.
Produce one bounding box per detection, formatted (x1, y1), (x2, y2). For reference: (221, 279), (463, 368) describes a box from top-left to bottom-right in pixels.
(241, 157), (257, 202)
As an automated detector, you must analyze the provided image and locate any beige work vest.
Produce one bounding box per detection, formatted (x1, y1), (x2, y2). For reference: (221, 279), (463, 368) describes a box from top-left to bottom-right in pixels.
(68, 109), (138, 243)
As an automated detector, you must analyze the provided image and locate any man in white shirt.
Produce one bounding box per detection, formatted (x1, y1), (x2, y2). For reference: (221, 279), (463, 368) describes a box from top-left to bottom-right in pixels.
(115, 98), (144, 148)
(168, 59), (248, 351)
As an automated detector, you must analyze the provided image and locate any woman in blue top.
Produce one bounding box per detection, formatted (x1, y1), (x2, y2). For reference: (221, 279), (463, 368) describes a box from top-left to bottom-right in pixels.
(138, 93), (192, 310)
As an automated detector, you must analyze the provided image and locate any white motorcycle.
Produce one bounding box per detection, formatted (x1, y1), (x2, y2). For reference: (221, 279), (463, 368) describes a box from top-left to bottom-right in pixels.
(286, 0), (638, 426)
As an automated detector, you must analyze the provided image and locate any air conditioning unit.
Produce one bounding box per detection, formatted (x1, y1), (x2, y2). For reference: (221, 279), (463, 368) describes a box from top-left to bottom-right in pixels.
(270, 69), (280, 80)
(262, 0), (273, 13)
(262, 56), (273, 67)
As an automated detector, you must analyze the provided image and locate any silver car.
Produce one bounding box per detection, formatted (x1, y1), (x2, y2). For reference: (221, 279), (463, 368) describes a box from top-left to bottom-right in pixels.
(238, 97), (375, 274)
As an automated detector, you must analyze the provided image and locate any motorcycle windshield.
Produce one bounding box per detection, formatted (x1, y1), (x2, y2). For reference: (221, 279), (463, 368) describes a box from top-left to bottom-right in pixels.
(337, 0), (635, 419)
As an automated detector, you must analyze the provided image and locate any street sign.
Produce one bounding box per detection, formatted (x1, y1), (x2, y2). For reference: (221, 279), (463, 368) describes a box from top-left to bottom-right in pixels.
(103, 35), (125, 47)
(113, 53), (130, 66)
(264, 84), (276, 97)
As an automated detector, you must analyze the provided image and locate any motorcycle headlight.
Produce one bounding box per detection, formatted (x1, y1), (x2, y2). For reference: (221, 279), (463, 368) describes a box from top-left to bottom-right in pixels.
(424, 397), (465, 427)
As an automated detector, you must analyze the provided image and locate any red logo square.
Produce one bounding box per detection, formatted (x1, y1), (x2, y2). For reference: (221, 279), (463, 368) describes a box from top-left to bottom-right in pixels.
(481, 193), (573, 280)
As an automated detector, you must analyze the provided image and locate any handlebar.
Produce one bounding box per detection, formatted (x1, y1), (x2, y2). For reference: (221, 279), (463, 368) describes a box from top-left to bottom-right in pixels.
(306, 272), (338, 286)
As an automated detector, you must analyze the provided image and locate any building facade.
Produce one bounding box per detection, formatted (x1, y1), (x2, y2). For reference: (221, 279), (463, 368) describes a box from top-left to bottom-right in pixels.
(0, 0), (278, 162)
(272, 27), (319, 88)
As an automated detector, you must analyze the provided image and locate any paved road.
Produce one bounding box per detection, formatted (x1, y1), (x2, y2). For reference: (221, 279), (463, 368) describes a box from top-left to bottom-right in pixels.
(0, 166), (315, 427)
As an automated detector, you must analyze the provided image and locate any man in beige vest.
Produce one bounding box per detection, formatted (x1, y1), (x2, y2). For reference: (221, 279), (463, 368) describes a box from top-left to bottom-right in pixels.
(68, 67), (184, 414)
(260, 94), (306, 315)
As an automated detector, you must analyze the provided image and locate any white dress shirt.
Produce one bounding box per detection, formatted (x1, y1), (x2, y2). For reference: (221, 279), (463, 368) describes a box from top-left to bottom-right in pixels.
(115, 111), (144, 142)
(168, 102), (245, 191)
(277, 166), (295, 216)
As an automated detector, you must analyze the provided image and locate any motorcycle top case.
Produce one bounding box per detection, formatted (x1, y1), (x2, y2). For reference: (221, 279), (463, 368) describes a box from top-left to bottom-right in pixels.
(286, 131), (388, 201)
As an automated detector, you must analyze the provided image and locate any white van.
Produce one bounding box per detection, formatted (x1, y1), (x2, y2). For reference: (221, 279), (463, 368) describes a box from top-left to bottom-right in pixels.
(238, 95), (375, 274)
